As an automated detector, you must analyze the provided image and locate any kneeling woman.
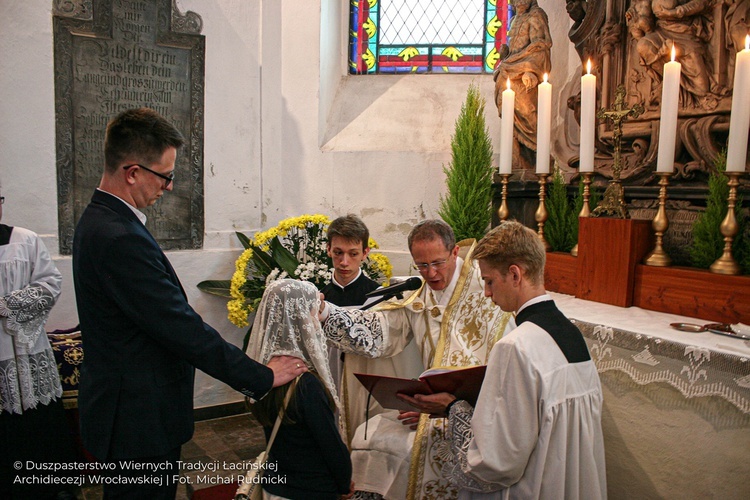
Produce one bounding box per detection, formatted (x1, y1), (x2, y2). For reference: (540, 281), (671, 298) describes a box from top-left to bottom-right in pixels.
(246, 279), (353, 500)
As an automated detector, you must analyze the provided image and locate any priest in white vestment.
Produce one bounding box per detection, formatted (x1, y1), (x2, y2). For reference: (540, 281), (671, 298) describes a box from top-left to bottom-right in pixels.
(321, 220), (513, 499)
(399, 221), (607, 499)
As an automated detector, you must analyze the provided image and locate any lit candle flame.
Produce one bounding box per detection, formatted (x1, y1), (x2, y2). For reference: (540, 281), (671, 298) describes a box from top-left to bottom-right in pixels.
(746, 34), (749, 51)
(506, 78), (511, 90)
(543, 73), (548, 83)
(671, 43), (676, 62)
(586, 59), (592, 75)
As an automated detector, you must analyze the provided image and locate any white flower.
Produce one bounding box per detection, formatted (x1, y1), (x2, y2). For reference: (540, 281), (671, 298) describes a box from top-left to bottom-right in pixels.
(265, 268), (281, 286)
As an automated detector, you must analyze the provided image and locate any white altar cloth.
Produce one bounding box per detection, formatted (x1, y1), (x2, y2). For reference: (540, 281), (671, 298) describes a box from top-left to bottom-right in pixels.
(550, 292), (750, 358)
(548, 293), (749, 499)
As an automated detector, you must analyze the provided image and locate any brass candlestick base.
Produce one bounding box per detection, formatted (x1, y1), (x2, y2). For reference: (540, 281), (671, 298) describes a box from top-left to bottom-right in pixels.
(497, 174), (511, 221)
(710, 172), (742, 275)
(571, 172), (592, 257)
(644, 172), (672, 266)
(535, 174), (552, 251)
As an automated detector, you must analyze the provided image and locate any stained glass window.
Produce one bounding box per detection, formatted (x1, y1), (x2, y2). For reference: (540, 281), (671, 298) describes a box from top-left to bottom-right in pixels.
(349, 0), (512, 74)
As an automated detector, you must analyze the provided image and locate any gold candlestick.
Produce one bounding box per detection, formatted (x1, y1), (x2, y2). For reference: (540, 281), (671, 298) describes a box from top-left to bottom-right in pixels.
(536, 173), (552, 251)
(644, 171), (672, 266)
(497, 174), (511, 221)
(571, 172), (592, 257)
(710, 172), (743, 275)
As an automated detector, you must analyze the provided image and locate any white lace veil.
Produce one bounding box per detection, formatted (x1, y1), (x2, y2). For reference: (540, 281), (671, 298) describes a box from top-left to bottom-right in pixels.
(246, 279), (340, 411)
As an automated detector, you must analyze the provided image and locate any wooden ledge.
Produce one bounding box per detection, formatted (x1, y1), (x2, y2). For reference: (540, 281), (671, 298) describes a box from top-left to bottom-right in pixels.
(545, 252), (749, 323)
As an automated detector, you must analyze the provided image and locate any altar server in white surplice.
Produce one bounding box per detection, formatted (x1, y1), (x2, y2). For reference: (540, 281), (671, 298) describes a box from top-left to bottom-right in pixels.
(320, 219), (513, 500)
(0, 188), (77, 499)
(399, 221), (607, 499)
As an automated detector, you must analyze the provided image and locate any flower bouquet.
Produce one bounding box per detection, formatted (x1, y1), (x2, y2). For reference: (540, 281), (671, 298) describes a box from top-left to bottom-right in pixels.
(198, 214), (392, 347)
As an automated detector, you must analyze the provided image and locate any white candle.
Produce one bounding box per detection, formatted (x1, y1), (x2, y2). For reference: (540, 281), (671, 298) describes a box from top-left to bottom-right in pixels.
(500, 78), (515, 174)
(657, 45), (681, 173)
(580, 60), (596, 173)
(727, 35), (750, 172)
(536, 73), (552, 174)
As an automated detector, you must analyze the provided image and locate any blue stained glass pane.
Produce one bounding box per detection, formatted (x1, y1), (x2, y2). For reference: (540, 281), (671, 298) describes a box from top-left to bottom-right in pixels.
(380, 46), (430, 56)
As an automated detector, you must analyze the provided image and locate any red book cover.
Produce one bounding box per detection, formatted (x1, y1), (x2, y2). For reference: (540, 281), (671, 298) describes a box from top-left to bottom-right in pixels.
(354, 365), (487, 412)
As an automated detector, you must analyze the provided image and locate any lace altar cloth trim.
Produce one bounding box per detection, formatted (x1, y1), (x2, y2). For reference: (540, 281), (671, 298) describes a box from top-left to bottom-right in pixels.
(574, 320), (750, 415)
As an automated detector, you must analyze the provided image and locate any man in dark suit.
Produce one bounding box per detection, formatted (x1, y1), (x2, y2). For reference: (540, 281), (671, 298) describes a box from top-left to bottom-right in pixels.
(72, 108), (305, 499)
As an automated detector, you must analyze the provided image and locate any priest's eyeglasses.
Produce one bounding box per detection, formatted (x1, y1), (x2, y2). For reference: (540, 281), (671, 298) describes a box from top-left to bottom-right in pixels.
(411, 259), (449, 273)
(123, 164), (175, 188)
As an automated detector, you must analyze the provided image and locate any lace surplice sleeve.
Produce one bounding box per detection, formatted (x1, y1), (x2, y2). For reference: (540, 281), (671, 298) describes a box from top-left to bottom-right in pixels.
(0, 233), (62, 348)
(446, 400), (499, 493)
(322, 304), (386, 358)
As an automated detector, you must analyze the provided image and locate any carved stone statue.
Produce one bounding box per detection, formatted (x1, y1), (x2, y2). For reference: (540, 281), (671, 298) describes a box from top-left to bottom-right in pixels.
(566, 0), (588, 30)
(493, 0), (552, 172)
(726, 0), (750, 76)
(626, 0), (725, 109)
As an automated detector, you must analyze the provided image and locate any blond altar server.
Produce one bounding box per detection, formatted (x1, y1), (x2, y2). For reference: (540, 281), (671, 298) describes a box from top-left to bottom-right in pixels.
(400, 221), (606, 499)
(321, 219), (513, 500)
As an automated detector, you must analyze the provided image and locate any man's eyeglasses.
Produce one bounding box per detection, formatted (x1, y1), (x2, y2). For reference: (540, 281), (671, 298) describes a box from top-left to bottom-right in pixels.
(123, 164), (175, 188)
(411, 259), (449, 273)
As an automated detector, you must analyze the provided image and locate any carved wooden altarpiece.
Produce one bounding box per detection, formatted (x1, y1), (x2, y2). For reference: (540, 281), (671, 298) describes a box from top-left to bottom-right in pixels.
(565, 0), (749, 185)
(486, 0), (750, 265)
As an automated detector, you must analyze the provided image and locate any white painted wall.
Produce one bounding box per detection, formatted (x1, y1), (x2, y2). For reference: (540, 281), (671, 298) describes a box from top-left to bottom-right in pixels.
(0, 0), (576, 408)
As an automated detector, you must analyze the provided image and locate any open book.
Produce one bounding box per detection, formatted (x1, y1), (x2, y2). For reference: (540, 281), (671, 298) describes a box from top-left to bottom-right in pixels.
(354, 365), (487, 412)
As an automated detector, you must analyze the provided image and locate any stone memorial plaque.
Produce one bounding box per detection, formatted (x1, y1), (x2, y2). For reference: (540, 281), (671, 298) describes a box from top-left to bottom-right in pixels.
(53, 0), (205, 254)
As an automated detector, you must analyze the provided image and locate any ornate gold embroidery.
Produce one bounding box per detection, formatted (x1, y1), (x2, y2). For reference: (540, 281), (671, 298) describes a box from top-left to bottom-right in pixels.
(63, 346), (83, 365)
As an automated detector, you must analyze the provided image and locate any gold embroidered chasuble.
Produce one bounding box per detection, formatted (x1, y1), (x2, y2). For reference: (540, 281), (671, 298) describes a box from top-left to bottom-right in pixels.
(324, 240), (513, 499)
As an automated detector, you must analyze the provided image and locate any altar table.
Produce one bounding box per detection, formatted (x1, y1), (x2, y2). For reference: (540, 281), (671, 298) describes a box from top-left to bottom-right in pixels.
(550, 293), (750, 499)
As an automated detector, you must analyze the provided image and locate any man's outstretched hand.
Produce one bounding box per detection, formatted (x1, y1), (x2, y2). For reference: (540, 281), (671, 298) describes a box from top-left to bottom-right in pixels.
(267, 355), (308, 387)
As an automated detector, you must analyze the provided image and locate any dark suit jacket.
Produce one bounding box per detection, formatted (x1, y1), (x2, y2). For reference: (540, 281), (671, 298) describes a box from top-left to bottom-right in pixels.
(72, 190), (273, 461)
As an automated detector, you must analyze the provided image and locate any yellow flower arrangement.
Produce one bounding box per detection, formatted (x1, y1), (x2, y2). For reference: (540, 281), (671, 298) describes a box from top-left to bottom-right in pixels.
(199, 214), (393, 330)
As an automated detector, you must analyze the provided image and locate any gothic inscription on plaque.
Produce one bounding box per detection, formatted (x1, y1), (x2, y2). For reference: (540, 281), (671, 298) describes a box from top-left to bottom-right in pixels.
(54, 0), (205, 254)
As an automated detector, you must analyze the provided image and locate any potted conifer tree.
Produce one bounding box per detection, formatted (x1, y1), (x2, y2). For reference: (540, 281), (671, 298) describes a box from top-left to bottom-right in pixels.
(439, 83), (495, 242)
